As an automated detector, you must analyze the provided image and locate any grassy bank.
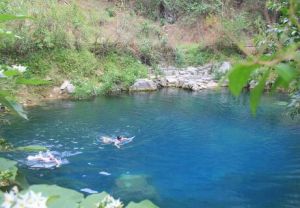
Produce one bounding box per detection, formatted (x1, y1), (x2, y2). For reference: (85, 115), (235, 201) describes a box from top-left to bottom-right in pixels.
(0, 0), (266, 100)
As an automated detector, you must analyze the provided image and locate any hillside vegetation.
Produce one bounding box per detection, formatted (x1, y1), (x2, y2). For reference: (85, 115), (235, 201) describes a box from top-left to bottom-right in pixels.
(0, 0), (267, 102)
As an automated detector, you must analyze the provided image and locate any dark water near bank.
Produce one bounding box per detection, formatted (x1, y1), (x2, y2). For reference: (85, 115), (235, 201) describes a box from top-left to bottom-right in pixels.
(1, 89), (300, 208)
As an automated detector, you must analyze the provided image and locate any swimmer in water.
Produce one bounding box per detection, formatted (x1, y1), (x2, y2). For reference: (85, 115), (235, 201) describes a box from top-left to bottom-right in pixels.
(27, 151), (61, 167)
(114, 136), (128, 148)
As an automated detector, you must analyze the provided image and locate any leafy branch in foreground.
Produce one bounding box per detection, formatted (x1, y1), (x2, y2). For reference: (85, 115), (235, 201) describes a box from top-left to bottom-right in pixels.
(0, 14), (49, 120)
(228, 0), (300, 115)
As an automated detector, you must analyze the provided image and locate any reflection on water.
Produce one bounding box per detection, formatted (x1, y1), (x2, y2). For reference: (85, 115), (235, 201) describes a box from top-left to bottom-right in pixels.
(1, 89), (300, 208)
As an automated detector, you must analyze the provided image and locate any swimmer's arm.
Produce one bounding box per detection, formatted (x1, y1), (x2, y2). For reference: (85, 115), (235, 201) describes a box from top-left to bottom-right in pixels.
(114, 142), (121, 149)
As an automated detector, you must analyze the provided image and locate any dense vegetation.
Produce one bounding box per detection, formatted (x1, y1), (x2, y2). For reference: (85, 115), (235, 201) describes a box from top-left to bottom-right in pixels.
(0, 0), (267, 101)
(0, 0), (299, 207)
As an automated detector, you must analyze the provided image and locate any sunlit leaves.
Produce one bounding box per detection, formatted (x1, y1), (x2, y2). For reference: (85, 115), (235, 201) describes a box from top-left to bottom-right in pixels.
(228, 62), (259, 96)
(0, 92), (28, 119)
(0, 14), (27, 22)
(250, 70), (270, 114)
(275, 63), (297, 82)
(16, 78), (50, 86)
(3, 69), (20, 77)
(15, 145), (48, 152)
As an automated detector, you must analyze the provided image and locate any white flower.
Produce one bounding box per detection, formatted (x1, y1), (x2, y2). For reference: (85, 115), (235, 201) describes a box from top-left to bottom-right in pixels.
(12, 65), (27, 73)
(1, 187), (48, 208)
(2, 192), (17, 208)
(98, 195), (123, 208)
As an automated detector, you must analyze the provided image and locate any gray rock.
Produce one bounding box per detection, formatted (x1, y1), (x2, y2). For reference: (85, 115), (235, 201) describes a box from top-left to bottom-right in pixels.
(165, 76), (179, 87)
(206, 81), (218, 89)
(130, 79), (157, 91)
(66, 84), (75, 94)
(219, 62), (232, 74)
(0, 70), (6, 78)
(60, 80), (75, 94)
(191, 84), (201, 91)
(186, 67), (198, 75)
(249, 80), (258, 89)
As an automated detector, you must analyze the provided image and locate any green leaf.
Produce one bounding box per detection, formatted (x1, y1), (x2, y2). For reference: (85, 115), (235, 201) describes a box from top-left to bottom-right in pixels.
(15, 145), (48, 152)
(0, 157), (18, 181)
(80, 192), (108, 208)
(228, 63), (259, 96)
(16, 78), (50, 86)
(14, 172), (29, 190)
(126, 200), (159, 208)
(275, 63), (297, 83)
(3, 70), (20, 77)
(250, 70), (270, 114)
(0, 14), (28, 22)
(271, 76), (290, 92)
(3, 97), (28, 119)
(25, 185), (84, 208)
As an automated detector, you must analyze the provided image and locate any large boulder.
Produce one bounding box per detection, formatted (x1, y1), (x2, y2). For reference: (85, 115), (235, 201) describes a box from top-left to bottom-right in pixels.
(60, 80), (75, 94)
(218, 62), (232, 74)
(206, 81), (218, 89)
(130, 79), (158, 91)
(165, 76), (179, 87)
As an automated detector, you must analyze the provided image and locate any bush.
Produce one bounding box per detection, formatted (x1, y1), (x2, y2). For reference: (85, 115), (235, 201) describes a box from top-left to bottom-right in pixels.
(20, 49), (99, 80)
(133, 0), (223, 22)
(0, 0), (88, 54)
(53, 49), (99, 78)
(100, 53), (148, 93)
(175, 44), (215, 66)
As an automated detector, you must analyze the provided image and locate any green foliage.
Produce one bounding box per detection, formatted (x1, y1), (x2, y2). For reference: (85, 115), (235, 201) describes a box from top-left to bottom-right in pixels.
(26, 184), (84, 208)
(15, 145), (48, 152)
(0, 138), (13, 151)
(0, 157), (17, 188)
(80, 192), (108, 208)
(105, 7), (116, 18)
(0, 0), (88, 54)
(228, 62), (260, 96)
(175, 44), (216, 67)
(0, 137), (47, 153)
(72, 79), (102, 100)
(133, 0), (222, 21)
(53, 49), (99, 77)
(228, 0), (300, 115)
(100, 53), (148, 93)
(0, 170), (14, 187)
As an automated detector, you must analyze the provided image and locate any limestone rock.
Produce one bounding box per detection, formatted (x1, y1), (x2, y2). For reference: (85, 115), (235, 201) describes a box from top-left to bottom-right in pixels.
(219, 62), (232, 74)
(60, 80), (75, 94)
(130, 79), (157, 91)
(165, 76), (179, 87)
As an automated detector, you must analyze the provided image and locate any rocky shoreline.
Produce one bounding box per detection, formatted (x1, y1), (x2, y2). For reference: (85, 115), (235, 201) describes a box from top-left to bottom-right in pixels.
(130, 62), (231, 92)
(20, 62), (231, 106)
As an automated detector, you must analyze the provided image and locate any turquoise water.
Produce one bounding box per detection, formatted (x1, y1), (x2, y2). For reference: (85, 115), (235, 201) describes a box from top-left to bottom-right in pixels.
(1, 89), (300, 207)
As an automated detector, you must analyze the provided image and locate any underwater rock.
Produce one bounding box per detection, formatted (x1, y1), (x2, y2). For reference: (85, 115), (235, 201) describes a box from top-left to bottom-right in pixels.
(112, 174), (158, 202)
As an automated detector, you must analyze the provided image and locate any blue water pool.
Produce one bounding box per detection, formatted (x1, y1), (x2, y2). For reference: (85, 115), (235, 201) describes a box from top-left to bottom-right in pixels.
(1, 89), (300, 207)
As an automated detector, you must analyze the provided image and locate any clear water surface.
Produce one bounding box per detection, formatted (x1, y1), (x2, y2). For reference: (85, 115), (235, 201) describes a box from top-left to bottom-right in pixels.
(1, 89), (300, 208)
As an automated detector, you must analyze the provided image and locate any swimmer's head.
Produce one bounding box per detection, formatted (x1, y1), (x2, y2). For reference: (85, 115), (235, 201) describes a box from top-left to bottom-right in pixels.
(117, 136), (122, 140)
